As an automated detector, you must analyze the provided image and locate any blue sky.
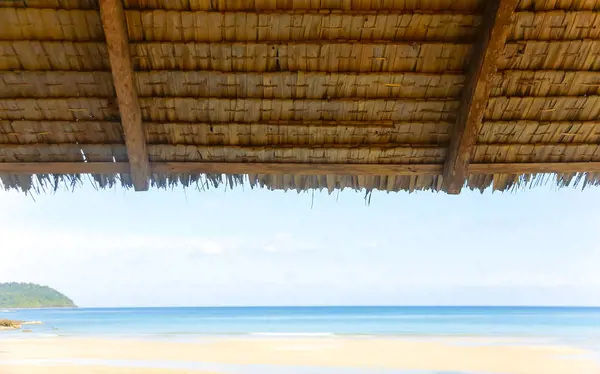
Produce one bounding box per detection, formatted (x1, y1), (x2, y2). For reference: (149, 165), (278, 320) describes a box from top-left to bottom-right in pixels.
(0, 182), (599, 307)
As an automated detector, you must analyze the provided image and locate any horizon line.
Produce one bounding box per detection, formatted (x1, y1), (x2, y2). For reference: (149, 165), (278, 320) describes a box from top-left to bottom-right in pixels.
(53, 305), (600, 309)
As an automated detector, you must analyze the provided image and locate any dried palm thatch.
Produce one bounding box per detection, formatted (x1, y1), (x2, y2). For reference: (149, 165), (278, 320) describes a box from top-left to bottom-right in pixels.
(2, 0), (600, 194)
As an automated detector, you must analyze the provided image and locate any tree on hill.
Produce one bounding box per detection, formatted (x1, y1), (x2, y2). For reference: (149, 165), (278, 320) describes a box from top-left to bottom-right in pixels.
(0, 283), (76, 308)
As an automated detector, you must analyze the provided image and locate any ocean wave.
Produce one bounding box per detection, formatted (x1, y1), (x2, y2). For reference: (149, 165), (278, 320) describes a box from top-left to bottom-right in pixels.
(131, 315), (475, 322)
(168, 314), (541, 321)
(249, 332), (336, 337)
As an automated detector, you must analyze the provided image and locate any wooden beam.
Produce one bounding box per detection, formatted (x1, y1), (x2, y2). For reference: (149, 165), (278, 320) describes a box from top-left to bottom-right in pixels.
(143, 120), (434, 128)
(468, 163), (600, 174)
(152, 163), (443, 176)
(0, 162), (442, 176)
(2, 162), (600, 177)
(442, 0), (518, 194)
(99, 0), (150, 191)
(0, 162), (130, 174)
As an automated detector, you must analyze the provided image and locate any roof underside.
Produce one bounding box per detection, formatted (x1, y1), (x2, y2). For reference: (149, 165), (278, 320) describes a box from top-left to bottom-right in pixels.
(2, 0), (600, 193)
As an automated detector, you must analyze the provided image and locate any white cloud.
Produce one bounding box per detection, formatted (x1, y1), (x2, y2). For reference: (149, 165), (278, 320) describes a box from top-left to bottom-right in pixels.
(0, 226), (235, 258)
(0, 225), (323, 259)
(116, 235), (233, 255)
(257, 232), (322, 253)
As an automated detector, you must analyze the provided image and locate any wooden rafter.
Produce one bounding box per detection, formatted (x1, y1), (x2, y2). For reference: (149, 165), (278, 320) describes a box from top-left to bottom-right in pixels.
(1, 162), (600, 177)
(442, 0), (518, 194)
(99, 0), (150, 191)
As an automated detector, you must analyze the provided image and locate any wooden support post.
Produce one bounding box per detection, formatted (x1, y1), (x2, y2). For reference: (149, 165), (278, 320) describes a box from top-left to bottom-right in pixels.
(99, 0), (150, 191)
(442, 0), (518, 194)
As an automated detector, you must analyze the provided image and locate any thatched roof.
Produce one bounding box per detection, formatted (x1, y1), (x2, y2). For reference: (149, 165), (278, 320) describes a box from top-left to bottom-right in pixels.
(2, 0), (600, 194)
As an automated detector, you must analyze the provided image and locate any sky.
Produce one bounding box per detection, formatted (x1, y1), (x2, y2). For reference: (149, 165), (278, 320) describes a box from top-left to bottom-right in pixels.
(1, 181), (599, 307)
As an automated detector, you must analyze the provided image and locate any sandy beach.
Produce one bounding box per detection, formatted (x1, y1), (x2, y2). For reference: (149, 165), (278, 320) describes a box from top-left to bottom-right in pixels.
(0, 366), (216, 374)
(1, 336), (599, 374)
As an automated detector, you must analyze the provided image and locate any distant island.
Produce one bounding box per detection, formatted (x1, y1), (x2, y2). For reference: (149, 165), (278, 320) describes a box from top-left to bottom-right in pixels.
(0, 282), (76, 308)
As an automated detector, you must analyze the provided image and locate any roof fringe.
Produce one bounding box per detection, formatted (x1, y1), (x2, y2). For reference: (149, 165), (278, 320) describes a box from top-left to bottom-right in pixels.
(2, 171), (600, 195)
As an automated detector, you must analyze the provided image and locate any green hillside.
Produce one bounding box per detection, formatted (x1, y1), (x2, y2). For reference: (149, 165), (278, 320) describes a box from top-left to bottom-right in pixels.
(0, 283), (76, 308)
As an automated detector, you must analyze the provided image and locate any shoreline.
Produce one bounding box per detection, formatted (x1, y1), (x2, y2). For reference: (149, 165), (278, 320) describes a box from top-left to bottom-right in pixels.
(1, 330), (593, 345)
(4, 331), (600, 354)
(1, 336), (599, 374)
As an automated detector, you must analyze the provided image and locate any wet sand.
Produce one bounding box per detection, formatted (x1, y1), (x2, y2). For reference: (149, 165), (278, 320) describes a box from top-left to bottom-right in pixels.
(1, 336), (599, 374)
(0, 365), (216, 374)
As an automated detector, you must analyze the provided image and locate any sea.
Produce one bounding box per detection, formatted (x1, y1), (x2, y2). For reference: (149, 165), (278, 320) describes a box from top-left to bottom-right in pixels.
(2, 306), (600, 374)
(2, 306), (600, 341)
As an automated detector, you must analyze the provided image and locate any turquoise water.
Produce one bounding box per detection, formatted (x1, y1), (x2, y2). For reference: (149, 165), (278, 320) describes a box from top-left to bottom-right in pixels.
(2, 307), (600, 374)
(2, 306), (600, 342)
